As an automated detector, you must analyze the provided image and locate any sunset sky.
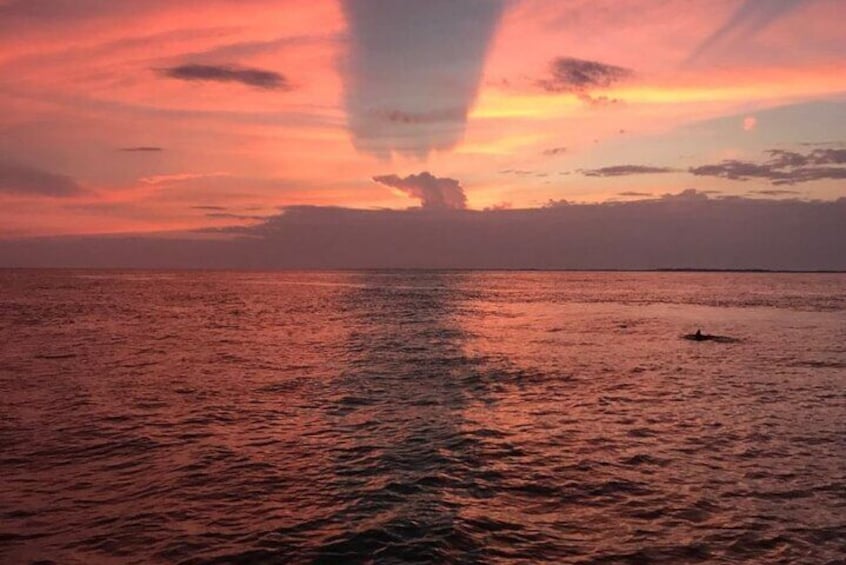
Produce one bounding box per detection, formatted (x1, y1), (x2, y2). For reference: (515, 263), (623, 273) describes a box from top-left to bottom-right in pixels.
(0, 0), (844, 267)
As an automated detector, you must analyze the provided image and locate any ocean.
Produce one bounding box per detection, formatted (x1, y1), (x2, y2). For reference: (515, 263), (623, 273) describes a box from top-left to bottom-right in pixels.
(1, 270), (844, 563)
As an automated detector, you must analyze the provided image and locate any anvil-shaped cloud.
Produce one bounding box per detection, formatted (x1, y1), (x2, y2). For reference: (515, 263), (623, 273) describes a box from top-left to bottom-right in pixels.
(340, 0), (506, 159)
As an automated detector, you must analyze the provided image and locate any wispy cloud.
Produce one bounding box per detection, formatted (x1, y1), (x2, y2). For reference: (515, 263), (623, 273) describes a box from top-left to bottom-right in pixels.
(580, 165), (677, 177)
(120, 146), (163, 152)
(750, 189), (800, 196)
(778, 148), (846, 166)
(372, 171), (467, 210)
(205, 212), (269, 221)
(139, 172), (230, 185)
(687, 0), (805, 64)
(158, 64), (290, 90)
(690, 148), (846, 185)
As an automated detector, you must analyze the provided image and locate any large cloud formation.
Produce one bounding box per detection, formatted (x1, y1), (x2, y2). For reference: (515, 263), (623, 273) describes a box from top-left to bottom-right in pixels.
(2, 192), (843, 270)
(340, 0), (505, 159)
(372, 172), (467, 210)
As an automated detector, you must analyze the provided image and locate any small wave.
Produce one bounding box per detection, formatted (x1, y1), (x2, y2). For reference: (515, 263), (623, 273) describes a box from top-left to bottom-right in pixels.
(34, 353), (78, 360)
(790, 360), (846, 369)
(619, 453), (669, 467)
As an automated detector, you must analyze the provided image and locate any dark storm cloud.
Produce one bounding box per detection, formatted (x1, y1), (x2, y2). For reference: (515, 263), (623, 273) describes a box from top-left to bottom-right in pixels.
(538, 57), (633, 94)
(690, 148), (846, 185)
(0, 160), (84, 197)
(340, 0), (506, 159)
(687, 0), (804, 63)
(158, 64), (289, 90)
(372, 172), (467, 210)
(580, 165), (678, 177)
(119, 146), (163, 152)
(4, 192), (843, 270)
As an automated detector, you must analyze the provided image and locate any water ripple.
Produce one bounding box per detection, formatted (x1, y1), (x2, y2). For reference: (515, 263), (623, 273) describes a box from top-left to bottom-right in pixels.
(1, 270), (844, 563)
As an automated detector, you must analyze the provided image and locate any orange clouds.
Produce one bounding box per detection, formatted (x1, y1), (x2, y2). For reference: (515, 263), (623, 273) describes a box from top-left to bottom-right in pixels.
(0, 0), (844, 237)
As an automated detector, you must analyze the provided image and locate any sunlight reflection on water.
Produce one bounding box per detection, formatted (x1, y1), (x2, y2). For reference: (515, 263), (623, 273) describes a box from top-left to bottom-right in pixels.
(0, 270), (844, 563)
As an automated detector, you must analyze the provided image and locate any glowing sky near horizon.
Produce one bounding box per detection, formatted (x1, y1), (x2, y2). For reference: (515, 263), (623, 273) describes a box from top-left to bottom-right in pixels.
(0, 0), (844, 236)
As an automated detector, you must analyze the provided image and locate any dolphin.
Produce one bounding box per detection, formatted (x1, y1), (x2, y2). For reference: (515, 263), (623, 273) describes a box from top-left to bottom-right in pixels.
(683, 329), (740, 343)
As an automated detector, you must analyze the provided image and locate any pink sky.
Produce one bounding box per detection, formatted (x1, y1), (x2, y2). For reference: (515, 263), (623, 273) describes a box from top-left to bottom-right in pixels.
(0, 0), (844, 238)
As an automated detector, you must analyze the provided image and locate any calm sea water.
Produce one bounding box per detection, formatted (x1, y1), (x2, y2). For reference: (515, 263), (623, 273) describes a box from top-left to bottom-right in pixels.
(1, 270), (844, 564)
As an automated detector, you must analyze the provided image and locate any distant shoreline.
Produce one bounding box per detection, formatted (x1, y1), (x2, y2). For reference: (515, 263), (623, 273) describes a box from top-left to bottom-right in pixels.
(1, 267), (844, 274)
(650, 268), (845, 274)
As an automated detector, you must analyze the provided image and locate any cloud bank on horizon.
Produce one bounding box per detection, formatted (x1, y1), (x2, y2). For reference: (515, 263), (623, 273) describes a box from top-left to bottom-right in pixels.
(1, 191), (843, 271)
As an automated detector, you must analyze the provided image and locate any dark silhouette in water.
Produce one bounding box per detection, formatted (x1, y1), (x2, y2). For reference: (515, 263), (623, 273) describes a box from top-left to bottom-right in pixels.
(684, 329), (740, 343)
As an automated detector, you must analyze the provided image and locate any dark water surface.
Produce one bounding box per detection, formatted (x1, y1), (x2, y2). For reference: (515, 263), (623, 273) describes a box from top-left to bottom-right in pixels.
(1, 270), (844, 564)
